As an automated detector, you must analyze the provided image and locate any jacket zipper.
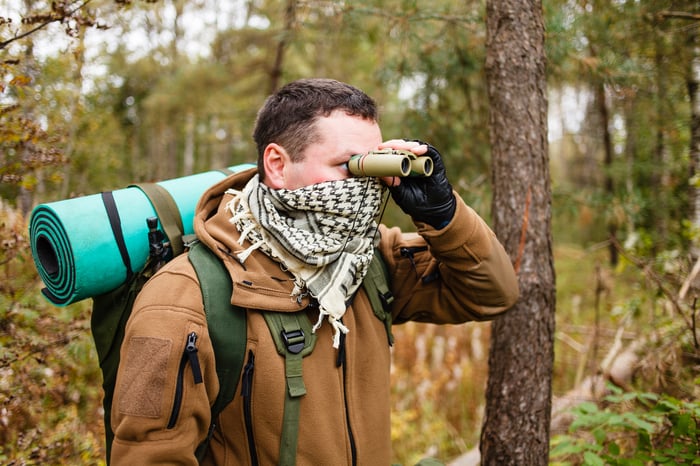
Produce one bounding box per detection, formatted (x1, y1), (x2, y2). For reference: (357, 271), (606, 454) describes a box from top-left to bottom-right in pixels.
(168, 331), (203, 429)
(242, 350), (259, 466)
(338, 332), (357, 466)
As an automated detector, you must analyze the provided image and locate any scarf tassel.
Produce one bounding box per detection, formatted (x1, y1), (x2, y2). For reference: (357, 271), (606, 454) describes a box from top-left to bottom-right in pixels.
(237, 238), (265, 263)
(313, 312), (350, 349)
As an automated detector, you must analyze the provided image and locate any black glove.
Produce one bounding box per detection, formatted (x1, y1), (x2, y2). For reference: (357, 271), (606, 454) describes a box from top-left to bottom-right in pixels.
(389, 141), (456, 229)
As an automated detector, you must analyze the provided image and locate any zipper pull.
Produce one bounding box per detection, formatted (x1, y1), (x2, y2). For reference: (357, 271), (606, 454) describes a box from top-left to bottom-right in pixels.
(242, 351), (255, 397)
(186, 332), (203, 384)
(400, 247), (419, 276)
(401, 246), (429, 278)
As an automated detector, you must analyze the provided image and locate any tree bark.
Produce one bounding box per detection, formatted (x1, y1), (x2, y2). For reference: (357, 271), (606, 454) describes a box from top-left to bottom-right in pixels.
(269, 0), (297, 94)
(480, 1), (554, 465)
(593, 77), (618, 266)
(689, 25), (700, 257)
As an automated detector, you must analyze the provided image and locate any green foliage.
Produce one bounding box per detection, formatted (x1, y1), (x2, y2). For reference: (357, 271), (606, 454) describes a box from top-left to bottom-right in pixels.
(551, 387), (700, 465)
(0, 204), (105, 465)
(2, 0), (496, 206)
(544, 0), (693, 258)
(0, 0), (114, 202)
(0, 75), (68, 198)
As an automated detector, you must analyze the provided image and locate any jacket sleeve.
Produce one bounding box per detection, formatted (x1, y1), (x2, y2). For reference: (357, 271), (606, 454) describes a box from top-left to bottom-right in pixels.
(379, 193), (519, 324)
(110, 257), (219, 466)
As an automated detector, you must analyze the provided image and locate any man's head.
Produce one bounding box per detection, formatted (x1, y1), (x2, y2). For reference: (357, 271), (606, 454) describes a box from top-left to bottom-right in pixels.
(253, 78), (379, 187)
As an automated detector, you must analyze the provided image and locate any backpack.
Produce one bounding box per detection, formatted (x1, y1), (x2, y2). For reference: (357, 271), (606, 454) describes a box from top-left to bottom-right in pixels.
(90, 181), (394, 465)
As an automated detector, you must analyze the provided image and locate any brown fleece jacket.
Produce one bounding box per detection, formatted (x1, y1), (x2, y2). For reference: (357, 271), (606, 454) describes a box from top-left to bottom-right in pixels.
(110, 168), (519, 466)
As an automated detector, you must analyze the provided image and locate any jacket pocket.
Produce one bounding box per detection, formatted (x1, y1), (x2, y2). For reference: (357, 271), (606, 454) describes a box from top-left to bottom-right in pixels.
(241, 350), (259, 466)
(167, 331), (203, 429)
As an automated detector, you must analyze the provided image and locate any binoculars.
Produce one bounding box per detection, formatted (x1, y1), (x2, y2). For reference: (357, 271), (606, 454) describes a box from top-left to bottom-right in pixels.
(348, 149), (433, 177)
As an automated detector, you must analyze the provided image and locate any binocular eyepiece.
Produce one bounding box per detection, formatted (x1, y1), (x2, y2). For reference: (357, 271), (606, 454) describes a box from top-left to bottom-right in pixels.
(348, 149), (433, 177)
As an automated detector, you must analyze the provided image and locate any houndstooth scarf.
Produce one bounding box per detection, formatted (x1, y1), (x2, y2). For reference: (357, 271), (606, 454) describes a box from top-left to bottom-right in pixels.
(226, 174), (385, 348)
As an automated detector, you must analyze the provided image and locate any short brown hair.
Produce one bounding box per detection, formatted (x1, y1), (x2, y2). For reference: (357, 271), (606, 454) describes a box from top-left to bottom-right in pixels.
(253, 78), (378, 180)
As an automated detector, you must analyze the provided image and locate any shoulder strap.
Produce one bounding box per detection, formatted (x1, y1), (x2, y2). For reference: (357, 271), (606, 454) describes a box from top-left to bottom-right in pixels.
(187, 240), (247, 459)
(263, 311), (316, 466)
(362, 249), (395, 345)
(133, 182), (185, 256)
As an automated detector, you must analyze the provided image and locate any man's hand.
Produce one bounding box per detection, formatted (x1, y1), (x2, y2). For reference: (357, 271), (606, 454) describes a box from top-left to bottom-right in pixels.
(380, 140), (456, 229)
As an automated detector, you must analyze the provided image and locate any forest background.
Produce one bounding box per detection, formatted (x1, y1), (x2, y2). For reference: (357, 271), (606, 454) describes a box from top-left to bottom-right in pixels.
(1, 0), (699, 465)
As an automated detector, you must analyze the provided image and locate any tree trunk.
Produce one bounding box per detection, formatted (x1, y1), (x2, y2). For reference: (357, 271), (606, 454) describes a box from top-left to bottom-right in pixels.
(269, 0), (297, 94)
(183, 111), (195, 175)
(689, 25), (700, 257)
(480, 1), (554, 465)
(59, 27), (86, 199)
(651, 34), (669, 248)
(593, 77), (618, 266)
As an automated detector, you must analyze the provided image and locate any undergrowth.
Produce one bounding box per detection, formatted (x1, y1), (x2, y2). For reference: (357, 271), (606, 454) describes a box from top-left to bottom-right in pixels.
(0, 202), (105, 465)
(550, 387), (700, 465)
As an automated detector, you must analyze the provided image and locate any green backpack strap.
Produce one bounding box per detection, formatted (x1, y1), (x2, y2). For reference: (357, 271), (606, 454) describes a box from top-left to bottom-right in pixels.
(132, 182), (185, 256)
(362, 249), (395, 345)
(187, 240), (247, 460)
(263, 312), (317, 466)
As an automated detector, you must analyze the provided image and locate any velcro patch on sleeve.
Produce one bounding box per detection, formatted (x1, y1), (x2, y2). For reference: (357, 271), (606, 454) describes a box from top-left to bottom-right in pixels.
(118, 336), (173, 418)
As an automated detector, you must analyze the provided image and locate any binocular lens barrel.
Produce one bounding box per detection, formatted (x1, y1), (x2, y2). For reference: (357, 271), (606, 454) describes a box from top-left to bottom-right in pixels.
(348, 150), (433, 177)
(348, 153), (411, 177)
(411, 156), (433, 177)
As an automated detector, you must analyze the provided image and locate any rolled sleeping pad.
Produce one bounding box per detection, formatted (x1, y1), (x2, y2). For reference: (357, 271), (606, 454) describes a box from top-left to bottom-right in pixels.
(29, 164), (255, 306)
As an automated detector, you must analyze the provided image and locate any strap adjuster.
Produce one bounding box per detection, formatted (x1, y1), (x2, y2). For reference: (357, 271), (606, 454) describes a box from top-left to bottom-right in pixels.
(379, 290), (394, 306)
(281, 329), (305, 354)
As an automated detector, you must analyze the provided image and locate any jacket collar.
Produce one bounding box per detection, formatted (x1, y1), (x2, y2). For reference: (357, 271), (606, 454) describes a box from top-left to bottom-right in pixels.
(193, 168), (310, 312)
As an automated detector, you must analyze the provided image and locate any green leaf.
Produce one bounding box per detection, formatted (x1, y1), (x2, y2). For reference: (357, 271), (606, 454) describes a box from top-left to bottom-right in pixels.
(624, 413), (656, 433)
(637, 392), (659, 404)
(637, 431), (652, 452)
(606, 413), (625, 427)
(550, 438), (587, 457)
(583, 451), (605, 466)
(656, 398), (680, 413)
(673, 412), (691, 436)
(577, 401), (600, 415)
(592, 427), (607, 444)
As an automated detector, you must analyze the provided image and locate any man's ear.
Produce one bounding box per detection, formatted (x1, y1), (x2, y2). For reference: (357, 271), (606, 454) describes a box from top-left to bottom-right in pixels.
(262, 143), (289, 189)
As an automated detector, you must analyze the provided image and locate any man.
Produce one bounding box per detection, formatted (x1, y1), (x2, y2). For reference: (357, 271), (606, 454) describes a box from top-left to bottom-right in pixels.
(110, 78), (519, 465)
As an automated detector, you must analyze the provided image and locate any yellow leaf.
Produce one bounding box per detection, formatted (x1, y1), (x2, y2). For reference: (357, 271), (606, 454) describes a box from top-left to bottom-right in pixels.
(9, 75), (32, 87)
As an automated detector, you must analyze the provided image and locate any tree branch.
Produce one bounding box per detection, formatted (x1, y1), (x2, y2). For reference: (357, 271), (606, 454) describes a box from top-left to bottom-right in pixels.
(656, 10), (700, 21)
(0, 0), (93, 50)
(610, 237), (695, 334)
